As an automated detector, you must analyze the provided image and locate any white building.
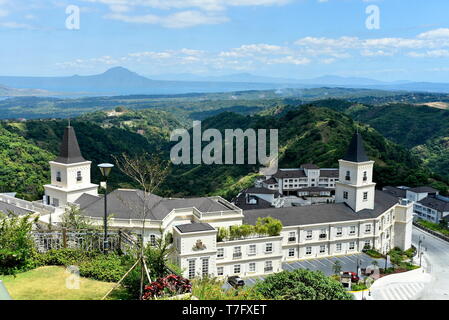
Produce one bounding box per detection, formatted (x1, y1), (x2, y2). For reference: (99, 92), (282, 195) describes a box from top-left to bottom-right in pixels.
(0, 127), (414, 280)
(43, 126), (98, 208)
(383, 185), (449, 224)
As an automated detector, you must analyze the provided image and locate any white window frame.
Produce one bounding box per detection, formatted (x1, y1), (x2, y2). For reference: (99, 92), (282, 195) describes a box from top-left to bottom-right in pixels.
(217, 266), (224, 276)
(336, 243), (342, 252)
(306, 230), (313, 240)
(217, 248), (224, 259)
(188, 259), (196, 278)
(319, 245), (326, 253)
(233, 264), (241, 274)
(288, 248), (295, 257)
(249, 262), (256, 273)
(306, 246), (312, 255)
(248, 244), (256, 255)
(265, 243), (273, 253)
(349, 226), (356, 235)
(336, 227), (343, 237)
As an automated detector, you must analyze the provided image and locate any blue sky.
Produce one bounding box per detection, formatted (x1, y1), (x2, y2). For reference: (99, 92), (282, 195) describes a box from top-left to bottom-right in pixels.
(2, 0), (449, 82)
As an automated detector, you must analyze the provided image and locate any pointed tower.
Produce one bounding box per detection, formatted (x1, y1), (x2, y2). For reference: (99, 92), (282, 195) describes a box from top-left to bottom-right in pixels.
(335, 132), (376, 212)
(43, 126), (98, 207)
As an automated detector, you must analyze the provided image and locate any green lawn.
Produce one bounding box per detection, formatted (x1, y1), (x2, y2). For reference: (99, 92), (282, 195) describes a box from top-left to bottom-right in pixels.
(0, 266), (126, 300)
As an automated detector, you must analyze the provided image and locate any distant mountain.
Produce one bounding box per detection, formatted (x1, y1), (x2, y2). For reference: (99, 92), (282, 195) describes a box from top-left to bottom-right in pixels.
(3, 67), (449, 96)
(0, 67), (301, 95)
(0, 84), (57, 97)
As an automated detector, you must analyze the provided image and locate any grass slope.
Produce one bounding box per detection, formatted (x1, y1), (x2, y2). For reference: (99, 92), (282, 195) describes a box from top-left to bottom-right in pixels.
(0, 266), (122, 300)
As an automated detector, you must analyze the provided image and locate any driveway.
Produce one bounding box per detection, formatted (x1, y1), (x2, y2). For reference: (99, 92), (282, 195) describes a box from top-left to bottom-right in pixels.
(413, 226), (449, 300)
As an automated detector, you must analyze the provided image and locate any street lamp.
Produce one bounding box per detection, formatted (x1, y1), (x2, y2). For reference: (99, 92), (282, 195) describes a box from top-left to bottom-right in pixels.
(98, 163), (114, 253)
(418, 235), (425, 263)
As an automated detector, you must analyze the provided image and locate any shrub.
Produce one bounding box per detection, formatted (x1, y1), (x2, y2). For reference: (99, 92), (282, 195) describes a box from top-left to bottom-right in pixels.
(255, 217), (282, 236)
(253, 269), (353, 300)
(0, 213), (37, 275)
(142, 274), (191, 300)
(78, 253), (129, 282)
(36, 248), (97, 266)
(191, 277), (264, 300)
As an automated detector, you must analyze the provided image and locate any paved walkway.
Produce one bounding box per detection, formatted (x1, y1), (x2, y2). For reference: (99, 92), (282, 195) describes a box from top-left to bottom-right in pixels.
(369, 267), (431, 300)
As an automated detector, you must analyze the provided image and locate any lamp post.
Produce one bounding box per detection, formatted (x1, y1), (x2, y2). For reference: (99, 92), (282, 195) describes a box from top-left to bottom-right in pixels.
(98, 163), (114, 254)
(418, 235), (425, 264)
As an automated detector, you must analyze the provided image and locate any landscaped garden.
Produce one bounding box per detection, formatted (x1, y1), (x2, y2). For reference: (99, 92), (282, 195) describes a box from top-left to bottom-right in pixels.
(415, 218), (449, 237)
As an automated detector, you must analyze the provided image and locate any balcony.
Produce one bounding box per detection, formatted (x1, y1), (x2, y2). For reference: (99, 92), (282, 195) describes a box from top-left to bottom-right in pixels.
(233, 253), (242, 259)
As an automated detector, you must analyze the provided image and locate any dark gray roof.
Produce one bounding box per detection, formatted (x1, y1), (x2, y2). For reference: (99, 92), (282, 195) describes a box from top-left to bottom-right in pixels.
(273, 168), (338, 179)
(319, 169), (339, 178)
(382, 186), (407, 199)
(0, 201), (34, 216)
(176, 223), (215, 233)
(342, 132), (369, 163)
(233, 193), (273, 211)
(262, 177), (277, 184)
(245, 187), (280, 196)
(79, 189), (234, 220)
(243, 190), (398, 226)
(74, 193), (102, 209)
(418, 196), (449, 213)
(273, 169), (306, 179)
(54, 126), (86, 164)
(408, 186), (438, 194)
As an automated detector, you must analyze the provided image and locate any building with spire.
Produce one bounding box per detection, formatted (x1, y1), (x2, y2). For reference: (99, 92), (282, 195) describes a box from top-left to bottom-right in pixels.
(43, 125), (98, 207)
(0, 127), (412, 279)
(335, 132), (376, 212)
(49, 130), (412, 279)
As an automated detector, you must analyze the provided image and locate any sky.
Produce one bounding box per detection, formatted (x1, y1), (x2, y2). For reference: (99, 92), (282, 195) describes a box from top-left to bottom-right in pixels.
(1, 0), (449, 82)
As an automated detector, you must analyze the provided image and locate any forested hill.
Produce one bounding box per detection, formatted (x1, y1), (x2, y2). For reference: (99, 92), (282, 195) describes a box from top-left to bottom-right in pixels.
(162, 105), (441, 199)
(0, 104), (446, 201)
(0, 126), (53, 200)
(304, 99), (449, 182)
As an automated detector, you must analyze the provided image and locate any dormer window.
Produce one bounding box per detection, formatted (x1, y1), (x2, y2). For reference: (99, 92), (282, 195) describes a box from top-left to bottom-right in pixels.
(345, 171), (350, 181)
(76, 171), (82, 182)
(56, 171), (61, 182)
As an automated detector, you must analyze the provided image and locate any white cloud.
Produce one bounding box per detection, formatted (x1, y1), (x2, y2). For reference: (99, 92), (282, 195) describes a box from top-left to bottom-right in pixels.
(106, 10), (228, 28)
(83, 0), (291, 27)
(408, 50), (449, 58)
(417, 28), (449, 39)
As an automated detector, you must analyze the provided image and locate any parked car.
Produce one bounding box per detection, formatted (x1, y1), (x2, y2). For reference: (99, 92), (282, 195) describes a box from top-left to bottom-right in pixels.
(341, 271), (359, 283)
(228, 276), (245, 288)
